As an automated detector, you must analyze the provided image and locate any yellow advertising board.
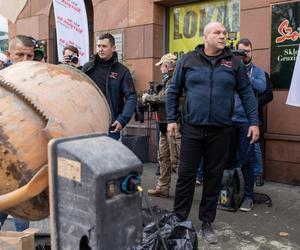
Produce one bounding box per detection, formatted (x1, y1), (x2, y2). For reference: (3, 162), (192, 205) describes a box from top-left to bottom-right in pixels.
(168, 0), (240, 59)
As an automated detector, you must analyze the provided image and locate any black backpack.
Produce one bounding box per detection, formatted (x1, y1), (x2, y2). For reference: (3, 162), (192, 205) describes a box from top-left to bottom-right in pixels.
(218, 168), (245, 212)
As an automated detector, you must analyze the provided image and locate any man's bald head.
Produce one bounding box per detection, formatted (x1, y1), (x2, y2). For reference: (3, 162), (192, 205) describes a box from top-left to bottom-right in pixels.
(203, 22), (225, 36)
(203, 22), (227, 56)
(7, 35), (35, 63)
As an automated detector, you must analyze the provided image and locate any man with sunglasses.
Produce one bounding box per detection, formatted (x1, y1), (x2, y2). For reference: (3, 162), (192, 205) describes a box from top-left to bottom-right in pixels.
(82, 33), (137, 140)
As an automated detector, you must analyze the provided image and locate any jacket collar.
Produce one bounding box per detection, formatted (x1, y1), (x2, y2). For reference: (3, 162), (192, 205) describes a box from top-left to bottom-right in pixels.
(195, 44), (233, 61)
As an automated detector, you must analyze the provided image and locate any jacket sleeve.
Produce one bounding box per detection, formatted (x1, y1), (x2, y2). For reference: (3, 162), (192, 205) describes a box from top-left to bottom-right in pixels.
(145, 92), (165, 105)
(166, 57), (186, 123)
(258, 72), (273, 108)
(249, 66), (266, 94)
(116, 70), (137, 127)
(235, 61), (259, 126)
(145, 82), (168, 105)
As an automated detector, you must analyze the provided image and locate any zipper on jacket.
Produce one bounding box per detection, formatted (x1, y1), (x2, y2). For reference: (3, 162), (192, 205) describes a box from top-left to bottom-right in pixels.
(208, 64), (213, 123)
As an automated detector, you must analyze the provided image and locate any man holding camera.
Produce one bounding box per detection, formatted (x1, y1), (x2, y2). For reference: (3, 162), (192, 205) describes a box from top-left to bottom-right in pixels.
(61, 45), (81, 69)
(233, 38), (266, 212)
(143, 53), (180, 198)
(82, 33), (137, 140)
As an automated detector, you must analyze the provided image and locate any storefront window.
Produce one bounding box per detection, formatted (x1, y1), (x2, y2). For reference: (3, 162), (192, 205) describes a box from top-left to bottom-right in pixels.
(167, 0), (240, 59)
(271, 2), (300, 89)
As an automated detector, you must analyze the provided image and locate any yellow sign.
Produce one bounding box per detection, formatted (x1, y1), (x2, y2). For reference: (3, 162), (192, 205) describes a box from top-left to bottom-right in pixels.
(169, 0), (240, 59)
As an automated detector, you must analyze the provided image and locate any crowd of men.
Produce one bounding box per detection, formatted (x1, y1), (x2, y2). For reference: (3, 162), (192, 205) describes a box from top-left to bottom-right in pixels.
(0, 21), (273, 245)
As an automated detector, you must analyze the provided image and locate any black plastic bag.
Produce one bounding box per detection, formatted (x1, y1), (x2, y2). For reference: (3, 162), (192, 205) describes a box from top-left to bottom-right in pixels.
(132, 207), (198, 250)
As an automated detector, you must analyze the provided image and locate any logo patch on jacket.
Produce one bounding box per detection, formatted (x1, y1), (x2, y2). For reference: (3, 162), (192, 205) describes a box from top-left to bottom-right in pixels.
(220, 60), (233, 68)
(110, 72), (119, 79)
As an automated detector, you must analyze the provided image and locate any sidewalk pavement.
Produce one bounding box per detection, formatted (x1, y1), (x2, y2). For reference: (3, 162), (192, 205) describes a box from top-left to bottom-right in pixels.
(142, 163), (300, 250)
(2, 162), (300, 250)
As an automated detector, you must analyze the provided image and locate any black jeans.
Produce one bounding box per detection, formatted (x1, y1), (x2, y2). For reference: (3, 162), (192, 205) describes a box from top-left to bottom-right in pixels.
(173, 123), (234, 223)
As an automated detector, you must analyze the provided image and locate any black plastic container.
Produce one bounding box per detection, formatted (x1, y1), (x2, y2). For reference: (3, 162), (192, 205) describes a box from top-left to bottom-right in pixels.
(122, 135), (149, 163)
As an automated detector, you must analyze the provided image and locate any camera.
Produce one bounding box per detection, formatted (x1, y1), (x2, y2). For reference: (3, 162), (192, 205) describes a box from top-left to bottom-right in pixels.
(66, 55), (79, 64)
(135, 102), (146, 123)
(148, 81), (156, 95)
(134, 81), (158, 122)
(226, 31), (248, 57)
(231, 49), (248, 57)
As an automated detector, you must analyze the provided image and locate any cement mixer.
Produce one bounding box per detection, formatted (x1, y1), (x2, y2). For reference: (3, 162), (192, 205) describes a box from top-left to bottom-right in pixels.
(0, 61), (111, 220)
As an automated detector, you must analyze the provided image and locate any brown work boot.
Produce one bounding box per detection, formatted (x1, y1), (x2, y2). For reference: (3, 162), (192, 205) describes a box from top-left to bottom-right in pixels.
(147, 188), (169, 198)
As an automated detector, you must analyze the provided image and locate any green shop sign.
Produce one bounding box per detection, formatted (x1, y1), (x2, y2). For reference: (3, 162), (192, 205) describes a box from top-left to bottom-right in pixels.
(271, 2), (300, 89)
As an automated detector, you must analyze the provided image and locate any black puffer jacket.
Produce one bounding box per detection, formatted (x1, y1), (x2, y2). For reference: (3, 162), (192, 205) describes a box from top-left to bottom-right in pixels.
(82, 52), (137, 127)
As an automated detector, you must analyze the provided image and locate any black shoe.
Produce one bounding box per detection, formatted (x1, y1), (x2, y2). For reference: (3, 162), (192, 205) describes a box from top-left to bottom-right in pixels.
(201, 222), (218, 244)
(255, 175), (264, 186)
(155, 165), (160, 176)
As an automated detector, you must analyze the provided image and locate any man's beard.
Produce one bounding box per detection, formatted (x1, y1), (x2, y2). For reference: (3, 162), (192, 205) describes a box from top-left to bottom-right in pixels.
(243, 57), (252, 65)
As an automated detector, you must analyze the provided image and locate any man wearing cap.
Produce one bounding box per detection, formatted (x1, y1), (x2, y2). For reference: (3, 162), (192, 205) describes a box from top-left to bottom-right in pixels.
(143, 53), (181, 198)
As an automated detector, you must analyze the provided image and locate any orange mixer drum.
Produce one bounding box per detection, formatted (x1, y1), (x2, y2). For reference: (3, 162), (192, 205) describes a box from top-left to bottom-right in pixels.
(0, 61), (111, 220)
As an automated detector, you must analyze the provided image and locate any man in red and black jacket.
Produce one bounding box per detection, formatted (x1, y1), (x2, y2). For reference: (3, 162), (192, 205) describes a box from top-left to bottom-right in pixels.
(82, 33), (137, 140)
(166, 22), (259, 244)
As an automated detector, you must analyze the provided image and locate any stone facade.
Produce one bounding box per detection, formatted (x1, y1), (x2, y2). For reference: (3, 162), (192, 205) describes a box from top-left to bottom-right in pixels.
(8, 0), (300, 184)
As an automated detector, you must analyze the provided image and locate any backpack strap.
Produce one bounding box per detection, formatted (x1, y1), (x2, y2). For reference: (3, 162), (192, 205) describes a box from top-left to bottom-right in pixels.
(232, 168), (245, 209)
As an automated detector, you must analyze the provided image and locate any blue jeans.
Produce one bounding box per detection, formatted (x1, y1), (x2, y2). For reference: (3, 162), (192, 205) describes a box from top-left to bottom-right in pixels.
(234, 122), (255, 199)
(254, 143), (263, 176)
(0, 212), (29, 231)
(197, 158), (204, 179)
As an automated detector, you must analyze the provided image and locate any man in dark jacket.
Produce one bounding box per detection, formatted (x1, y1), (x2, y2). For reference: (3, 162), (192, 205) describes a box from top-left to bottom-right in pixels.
(82, 33), (137, 140)
(166, 22), (259, 244)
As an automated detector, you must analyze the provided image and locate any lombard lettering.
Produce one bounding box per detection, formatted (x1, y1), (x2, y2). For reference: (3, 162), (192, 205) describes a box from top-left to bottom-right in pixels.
(174, 10), (183, 40)
(173, 2), (239, 40)
(183, 11), (197, 38)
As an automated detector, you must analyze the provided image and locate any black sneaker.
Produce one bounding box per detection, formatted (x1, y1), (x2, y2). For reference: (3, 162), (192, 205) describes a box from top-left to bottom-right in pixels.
(201, 222), (218, 244)
(255, 175), (264, 187)
(240, 197), (253, 212)
(155, 165), (160, 176)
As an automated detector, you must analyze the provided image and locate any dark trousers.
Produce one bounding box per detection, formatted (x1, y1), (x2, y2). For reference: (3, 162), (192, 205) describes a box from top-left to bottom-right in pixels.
(173, 124), (234, 223)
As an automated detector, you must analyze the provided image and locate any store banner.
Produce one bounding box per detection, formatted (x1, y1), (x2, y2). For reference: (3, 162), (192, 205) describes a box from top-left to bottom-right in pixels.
(286, 45), (300, 107)
(271, 2), (300, 89)
(168, 0), (240, 59)
(52, 0), (89, 65)
(0, 0), (28, 23)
